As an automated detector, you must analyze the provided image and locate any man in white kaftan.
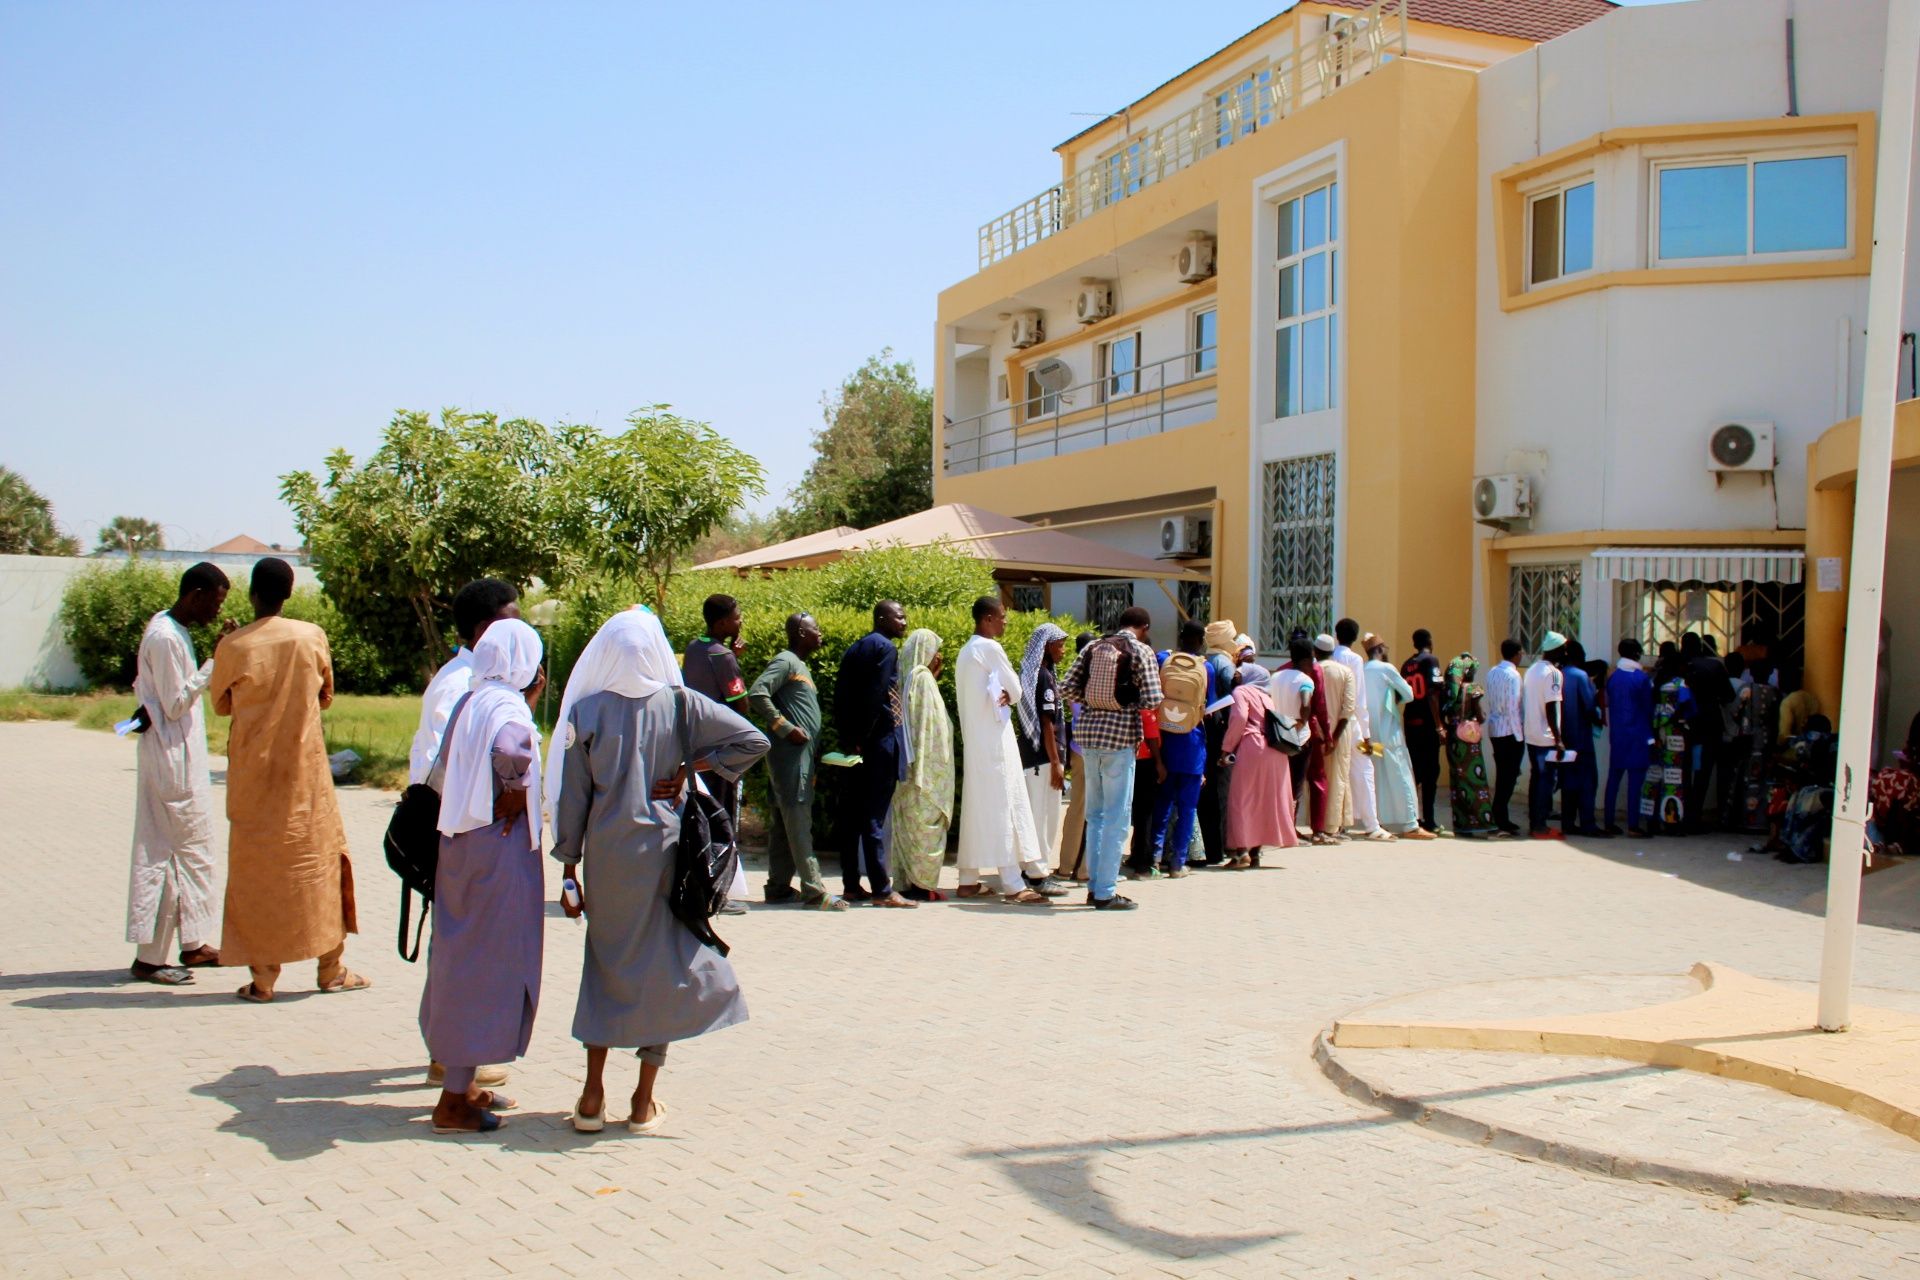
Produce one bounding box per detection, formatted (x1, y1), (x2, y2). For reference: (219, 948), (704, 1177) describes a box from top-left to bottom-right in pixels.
(127, 564), (231, 984)
(953, 598), (1053, 904)
(1333, 618), (1389, 839)
(408, 578), (522, 784)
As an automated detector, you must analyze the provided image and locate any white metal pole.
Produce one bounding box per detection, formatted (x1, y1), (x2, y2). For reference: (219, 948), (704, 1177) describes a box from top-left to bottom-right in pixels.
(1819, 0), (1920, 1032)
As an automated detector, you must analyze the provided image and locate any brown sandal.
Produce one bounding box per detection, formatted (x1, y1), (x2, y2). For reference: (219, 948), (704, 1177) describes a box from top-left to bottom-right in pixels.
(178, 945), (222, 968)
(320, 971), (373, 993)
(235, 983), (274, 1004)
(1003, 889), (1052, 905)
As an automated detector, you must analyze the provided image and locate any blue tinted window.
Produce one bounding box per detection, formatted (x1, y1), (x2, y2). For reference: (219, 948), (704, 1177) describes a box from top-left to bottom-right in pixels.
(1193, 310), (1217, 373)
(1562, 182), (1595, 275)
(1754, 156), (1847, 253)
(1659, 164), (1747, 260)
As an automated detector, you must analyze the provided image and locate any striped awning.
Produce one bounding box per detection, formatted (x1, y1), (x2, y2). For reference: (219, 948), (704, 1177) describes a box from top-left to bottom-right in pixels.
(1590, 547), (1805, 585)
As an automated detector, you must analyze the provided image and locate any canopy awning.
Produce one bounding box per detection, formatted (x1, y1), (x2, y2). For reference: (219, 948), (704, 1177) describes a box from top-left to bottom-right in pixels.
(693, 502), (1208, 582)
(1590, 547), (1805, 585)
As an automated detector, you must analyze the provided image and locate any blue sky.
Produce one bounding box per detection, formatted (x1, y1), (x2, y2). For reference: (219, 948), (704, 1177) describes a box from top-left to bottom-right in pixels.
(0, 0), (1676, 550)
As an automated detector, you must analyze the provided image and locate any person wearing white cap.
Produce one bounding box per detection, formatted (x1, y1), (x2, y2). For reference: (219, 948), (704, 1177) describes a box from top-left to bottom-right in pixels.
(1313, 632), (1356, 839)
(1522, 630), (1569, 838)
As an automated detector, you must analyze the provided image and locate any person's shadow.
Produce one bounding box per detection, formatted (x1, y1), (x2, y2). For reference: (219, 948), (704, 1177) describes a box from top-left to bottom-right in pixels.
(191, 1064), (577, 1160)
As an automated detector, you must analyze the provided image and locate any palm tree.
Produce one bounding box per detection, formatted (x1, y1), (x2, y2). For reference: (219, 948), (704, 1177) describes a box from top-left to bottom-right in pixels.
(0, 466), (80, 556)
(95, 515), (167, 557)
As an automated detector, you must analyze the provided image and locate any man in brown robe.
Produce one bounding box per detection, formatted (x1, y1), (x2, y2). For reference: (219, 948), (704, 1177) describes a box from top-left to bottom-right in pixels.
(210, 558), (367, 1003)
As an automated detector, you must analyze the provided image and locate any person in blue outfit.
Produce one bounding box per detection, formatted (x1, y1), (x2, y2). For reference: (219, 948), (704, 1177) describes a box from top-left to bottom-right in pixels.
(1556, 641), (1604, 837)
(832, 600), (917, 908)
(1604, 638), (1657, 836)
(1149, 621), (1213, 877)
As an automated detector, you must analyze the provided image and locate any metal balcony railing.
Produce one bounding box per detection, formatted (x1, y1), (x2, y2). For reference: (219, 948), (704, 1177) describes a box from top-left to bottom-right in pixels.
(976, 0), (1408, 268)
(942, 346), (1218, 476)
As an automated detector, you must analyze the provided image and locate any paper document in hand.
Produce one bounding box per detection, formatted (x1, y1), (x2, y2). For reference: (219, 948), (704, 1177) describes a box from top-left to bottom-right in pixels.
(1546, 749), (1578, 764)
(1204, 696), (1235, 715)
(820, 752), (864, 768)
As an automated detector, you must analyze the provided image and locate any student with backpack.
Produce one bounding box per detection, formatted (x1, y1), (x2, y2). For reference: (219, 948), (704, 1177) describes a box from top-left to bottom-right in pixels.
(1148, 621), (1213, 877)
(1061, 607), (1164, 911)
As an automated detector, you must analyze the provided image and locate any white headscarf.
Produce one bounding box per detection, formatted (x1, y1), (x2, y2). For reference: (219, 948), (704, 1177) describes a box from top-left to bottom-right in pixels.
(544, 606), (683, 829)
(436, 618), (544, 849)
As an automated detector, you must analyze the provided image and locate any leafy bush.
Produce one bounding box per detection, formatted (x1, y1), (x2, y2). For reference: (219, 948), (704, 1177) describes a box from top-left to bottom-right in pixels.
(811, 541), (996, 612)
(60, 562), (402, 693)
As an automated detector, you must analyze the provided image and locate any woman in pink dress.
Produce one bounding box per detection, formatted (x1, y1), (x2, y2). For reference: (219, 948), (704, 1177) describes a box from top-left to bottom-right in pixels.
(1221, 665), (1297, 867)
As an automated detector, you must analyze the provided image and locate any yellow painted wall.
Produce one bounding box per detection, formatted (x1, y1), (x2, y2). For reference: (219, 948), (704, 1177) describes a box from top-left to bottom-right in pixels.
(935, 57), (1482, 649)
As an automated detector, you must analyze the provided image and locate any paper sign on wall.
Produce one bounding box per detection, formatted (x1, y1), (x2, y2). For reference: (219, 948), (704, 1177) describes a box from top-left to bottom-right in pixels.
(1816, 556), (1843, 592)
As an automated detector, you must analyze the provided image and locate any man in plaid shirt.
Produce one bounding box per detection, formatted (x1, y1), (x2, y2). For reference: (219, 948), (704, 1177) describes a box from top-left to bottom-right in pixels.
(1062, 606), (1163, 910)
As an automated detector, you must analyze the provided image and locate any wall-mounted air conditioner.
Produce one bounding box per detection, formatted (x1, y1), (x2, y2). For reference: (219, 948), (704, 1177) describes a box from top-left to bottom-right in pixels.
(1158, 515), (1209, 558)
(1472, 473), (1532, 527)
(1010, 311), (1045, 349)
(1706, 421), (1775, 473)
(1076, 280), (1114, 324)
(1177, 234), (1217, 283)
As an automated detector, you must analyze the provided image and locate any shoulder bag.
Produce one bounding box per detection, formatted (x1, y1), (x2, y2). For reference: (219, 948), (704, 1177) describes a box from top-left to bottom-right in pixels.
(383, 692), (470, 962)
(666, 688), (742, 957)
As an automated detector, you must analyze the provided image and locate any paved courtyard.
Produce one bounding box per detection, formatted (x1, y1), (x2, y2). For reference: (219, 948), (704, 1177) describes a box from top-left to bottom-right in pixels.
(8, 718), (1920, 1278)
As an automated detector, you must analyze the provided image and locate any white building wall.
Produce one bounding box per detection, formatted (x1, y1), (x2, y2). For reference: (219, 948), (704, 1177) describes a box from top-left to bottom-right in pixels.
(1471, 0), (1903, 660)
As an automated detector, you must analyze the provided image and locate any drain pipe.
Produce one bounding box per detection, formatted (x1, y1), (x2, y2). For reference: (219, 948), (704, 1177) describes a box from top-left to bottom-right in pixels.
(1786, 17), (1800, 117)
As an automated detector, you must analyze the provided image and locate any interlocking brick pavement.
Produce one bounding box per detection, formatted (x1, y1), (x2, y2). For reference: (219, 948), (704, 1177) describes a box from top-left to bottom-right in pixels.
(8, 719), (1920, 1277)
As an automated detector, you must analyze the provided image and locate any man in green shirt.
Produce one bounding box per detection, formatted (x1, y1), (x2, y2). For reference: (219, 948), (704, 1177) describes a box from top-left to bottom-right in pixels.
(748, 612), (848, 911)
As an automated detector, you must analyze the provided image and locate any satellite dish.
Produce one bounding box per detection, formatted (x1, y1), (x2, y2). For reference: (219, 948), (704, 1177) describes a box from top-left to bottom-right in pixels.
(1032, 359), (1072, 395)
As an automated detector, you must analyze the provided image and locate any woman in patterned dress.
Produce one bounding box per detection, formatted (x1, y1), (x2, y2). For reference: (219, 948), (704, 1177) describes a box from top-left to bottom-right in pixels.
(1442, 653), (1499, 838)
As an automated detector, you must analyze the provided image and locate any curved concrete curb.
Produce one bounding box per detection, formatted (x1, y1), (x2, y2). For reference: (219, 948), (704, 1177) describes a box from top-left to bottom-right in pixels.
(1313, 1031), (1920, 1221)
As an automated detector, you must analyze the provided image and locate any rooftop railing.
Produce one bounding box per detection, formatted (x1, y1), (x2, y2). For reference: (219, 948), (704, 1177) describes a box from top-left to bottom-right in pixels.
(942, 346), (1217, 476)
(976, 0), (1407, 268)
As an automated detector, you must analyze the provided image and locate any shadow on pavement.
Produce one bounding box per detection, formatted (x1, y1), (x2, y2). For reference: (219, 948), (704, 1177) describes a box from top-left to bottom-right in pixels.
(1554, 828), (1839, 917)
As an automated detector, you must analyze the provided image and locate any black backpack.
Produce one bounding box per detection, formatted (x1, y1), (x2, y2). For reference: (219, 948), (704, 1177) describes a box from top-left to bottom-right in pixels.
(382, 693), (469, 962)
(666, 689), (741, 957)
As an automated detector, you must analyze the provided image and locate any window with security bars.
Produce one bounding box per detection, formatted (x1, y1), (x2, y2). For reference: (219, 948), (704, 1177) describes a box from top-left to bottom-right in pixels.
(1009, 585), (1047, 614)
(1508, 563), (1581, 661)
(1178, 580), (1211, 626)
(1086, 582), (1134, 632)
(1263, 454), (1336, 647)
(1614, 580), (1804, 674)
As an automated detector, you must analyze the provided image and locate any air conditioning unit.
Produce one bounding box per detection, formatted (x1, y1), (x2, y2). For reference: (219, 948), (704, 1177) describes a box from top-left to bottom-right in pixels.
(1009, 311), (1045, 349)
(1707, 421), (1776, 473)
(1076, 280), (1114, 324)
(1158, 515), (1210, 558)
(1472, 473), (1532, 527)
(1176, 234), (1217, 283)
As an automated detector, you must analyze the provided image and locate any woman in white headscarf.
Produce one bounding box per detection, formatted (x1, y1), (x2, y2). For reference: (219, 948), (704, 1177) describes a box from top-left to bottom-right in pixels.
(422, 618), (547, 1135)
(548, 607), (768, 1136)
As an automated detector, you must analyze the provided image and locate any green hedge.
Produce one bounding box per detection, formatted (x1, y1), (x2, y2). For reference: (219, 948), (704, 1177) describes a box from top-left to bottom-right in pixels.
(58, 561), (403, 692)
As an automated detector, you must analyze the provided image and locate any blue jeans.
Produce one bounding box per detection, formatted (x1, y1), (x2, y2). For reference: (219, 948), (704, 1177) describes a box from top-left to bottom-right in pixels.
(1080, 749), (1136, 902)
(1605, 761), (1648, 830)
(1151, 772), (1204, 870)
(1527, 745), (1561, 832)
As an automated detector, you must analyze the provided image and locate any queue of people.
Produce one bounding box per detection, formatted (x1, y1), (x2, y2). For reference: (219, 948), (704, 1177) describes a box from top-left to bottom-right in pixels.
(123, 560), (1890, 1140)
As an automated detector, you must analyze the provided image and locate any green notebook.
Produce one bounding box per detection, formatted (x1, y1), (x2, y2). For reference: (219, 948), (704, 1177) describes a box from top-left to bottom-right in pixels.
(819, 752), (864, 768)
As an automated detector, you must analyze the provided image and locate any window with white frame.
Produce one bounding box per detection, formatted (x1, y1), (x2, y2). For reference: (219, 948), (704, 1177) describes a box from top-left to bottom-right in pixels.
(1508, 563), (1581, 662)
(1654, 151), (1849, 264)
(1527, 178), (1595, 286)
(1263, 453), (1336, 646)
(1101, 138), (1145, 206)
(1215, 67), (1273, 148)
(1024, 368), (1060, 418)
(1086, 581), (1134, 632)
(1098, 332), (1141, 402)
(1191, 308), (1217, 376)
(1274, 179), (1338, 418)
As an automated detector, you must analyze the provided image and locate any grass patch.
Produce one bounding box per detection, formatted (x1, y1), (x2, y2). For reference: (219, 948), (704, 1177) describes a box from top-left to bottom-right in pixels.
(1, 688), (419, 791)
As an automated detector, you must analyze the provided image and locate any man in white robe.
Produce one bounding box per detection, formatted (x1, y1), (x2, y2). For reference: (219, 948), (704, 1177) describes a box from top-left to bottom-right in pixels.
(408, 578), (521, 784)
(953, 597), (1053, 905)
(1333, 617), (1391, 840)
(127, 563), (231, 984)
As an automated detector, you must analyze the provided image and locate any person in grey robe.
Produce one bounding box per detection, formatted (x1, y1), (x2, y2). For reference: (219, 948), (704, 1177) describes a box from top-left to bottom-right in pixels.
(548, 608), (770, 1135)
(423, 619), (548, 1135)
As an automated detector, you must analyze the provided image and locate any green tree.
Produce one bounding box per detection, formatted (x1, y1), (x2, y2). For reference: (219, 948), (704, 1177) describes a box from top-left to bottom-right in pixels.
(94, 515), (166, 557)
(555, 407), (767, 613)
(0, 466), (81, 556)
(776, 350), (932, 538)
(280, 409), (569, 674)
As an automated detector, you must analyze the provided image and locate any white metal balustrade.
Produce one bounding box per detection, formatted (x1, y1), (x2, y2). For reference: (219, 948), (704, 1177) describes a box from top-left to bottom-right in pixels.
(942, 347), (1217, 475)
(976, 0), (1407, 268)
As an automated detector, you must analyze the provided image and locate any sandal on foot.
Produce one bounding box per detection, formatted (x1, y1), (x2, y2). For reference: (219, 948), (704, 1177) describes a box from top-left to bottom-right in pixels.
(235, 983), (274, 1003)
(628, 1100), (668, 1135)
(471, 1090), (518, 1112)
(177, 946), (222, 968)
(570, 1102), (605, 1133)
(320, 972), (373, 994)
(131, 961), (193, 986)
(872, 894), (918, 908)
(1002, 889), (1052, 905)
(432, 1110), (503, 1135)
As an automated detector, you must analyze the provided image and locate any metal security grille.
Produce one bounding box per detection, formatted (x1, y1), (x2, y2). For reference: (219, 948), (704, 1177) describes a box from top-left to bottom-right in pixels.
(1009, 585), (1046, 614)
(1178, 580), (1212, 625)
(1086, 582), (1135, 632)
(1509, 563), (1581, 658)
(1262, 453), (1336, 646)
(1614, 580), (1805, 673)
